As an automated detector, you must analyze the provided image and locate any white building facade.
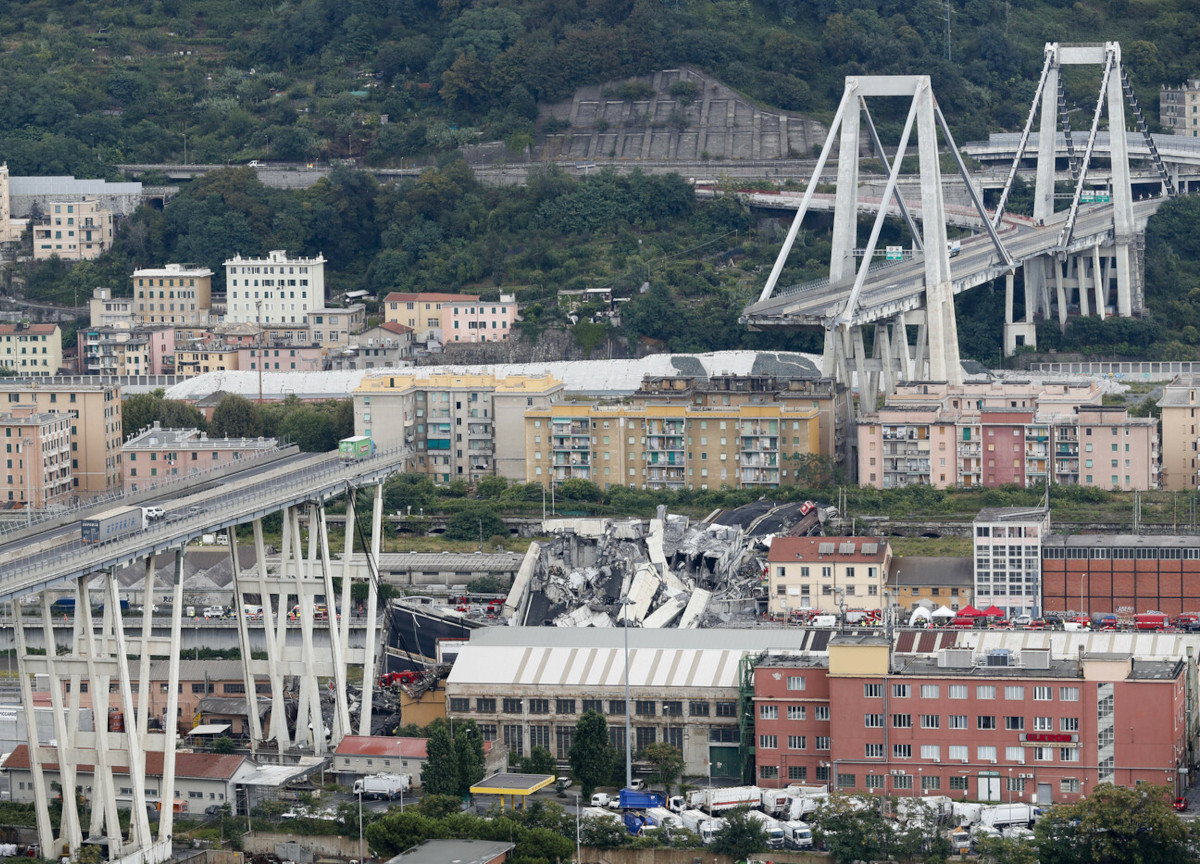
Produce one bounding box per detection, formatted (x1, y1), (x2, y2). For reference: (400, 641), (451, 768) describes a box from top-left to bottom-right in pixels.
(973, 507), (1051, 619)
(224, 250), (326, 326)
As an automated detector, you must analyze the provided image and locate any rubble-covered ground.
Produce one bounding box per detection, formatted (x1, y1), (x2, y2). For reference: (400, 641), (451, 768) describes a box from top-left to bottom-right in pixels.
(506, 500), (830, 629)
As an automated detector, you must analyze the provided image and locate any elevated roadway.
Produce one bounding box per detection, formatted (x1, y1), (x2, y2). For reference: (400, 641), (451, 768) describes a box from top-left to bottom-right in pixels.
(743, 197), (1163, 330)
(0, 448), (407, 603)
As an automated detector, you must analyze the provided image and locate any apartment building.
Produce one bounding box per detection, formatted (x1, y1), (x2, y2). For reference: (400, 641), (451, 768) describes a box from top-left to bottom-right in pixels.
(523, 402), (821, 491)
(0, 381), (123, 497)
(132, 263), (214, 326)
(383, 292), (478, 343)
(353, 372), (564, 483)
(238, 344), (323, 373)
(0, 407), (73, 509)
(121, 422), (278, 493)
(973, 507), (1051, 620)
(88, 287), (134, 329)
(859, 381), (1157, 490)
(225, 250), (326, 326)
(887, 556), (973, 614)
(31, 198), (114, 261)
(0, 324), (62, 376)
(174, 344), (239, 377)
(446, 294), (519, 343)
(752, 636), (1188, 802)
(767, 536), (891, 616)
(633, 375), (849, 462)
(78, 327), (150, 376)
(1160, 80), (1200, 136)
(1157, 374), (1200, 490)
(328, 322), (414, 370)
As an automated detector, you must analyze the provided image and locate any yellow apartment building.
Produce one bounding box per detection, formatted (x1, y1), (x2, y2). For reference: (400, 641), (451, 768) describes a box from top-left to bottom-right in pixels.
(132, 263), (214, 326)
(523, 402), (821, 490)
(0, 324), (62, 376)
(354, 371), (564, 483)
(382, 292), (479, 343)
(32, 198), (114, 261)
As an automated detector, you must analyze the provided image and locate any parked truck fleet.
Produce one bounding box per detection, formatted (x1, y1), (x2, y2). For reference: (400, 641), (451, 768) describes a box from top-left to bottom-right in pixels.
(583, 780), (1039, 852)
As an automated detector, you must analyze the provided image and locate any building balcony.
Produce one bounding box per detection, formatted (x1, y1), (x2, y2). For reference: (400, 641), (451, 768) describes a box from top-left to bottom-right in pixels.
(553, 454), (590, 467)
(552, 422), (588, 435)
(741, 454), (778, 468)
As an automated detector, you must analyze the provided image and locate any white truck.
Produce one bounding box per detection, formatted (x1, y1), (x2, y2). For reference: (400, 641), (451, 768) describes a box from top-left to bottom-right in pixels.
(745, 809), (784, 848)
(679, 809), (719, 844)
(645, 807), (682, 832)
(761, 788), (791, 816)
(780, 820), (813, 849)
(786, 792), (823, 820)
(353, 773), (410, 800)
(979, 803), (1036, 830)
(590, 793), (614, 808)
(687, 785), (762, 813)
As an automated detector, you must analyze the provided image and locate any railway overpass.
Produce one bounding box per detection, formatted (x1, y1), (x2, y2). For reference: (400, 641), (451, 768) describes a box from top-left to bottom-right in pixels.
(0, 448), (405, 864)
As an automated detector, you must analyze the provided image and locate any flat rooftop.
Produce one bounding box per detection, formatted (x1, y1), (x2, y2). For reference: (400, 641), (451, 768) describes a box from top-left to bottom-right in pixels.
(470, 773), (556, 794)
(387, 840), (514, 864)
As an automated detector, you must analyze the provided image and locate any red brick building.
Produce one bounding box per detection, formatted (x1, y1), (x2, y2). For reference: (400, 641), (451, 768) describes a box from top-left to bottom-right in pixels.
(1042, 534), (1200, 618)
(752, 635), (1188, 804)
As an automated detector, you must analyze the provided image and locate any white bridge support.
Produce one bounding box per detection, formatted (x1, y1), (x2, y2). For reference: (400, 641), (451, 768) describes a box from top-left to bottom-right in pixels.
(16, 557), (183, 864)
(12, 480), (387, 862)
(761, 75), (999, 426)
(1001, 42), (1142, 354)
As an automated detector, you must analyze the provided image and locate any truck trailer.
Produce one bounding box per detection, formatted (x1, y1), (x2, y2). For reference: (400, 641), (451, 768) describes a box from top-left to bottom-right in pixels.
(687, 785), (762, 813)
(352, 773), (410, 800)
(339, 436), (376, 461)
(81, 506), (146, 544)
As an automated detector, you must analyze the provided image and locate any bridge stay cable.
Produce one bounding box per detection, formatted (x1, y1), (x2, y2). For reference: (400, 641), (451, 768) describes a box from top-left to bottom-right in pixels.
(859, 99), (923, 252)
(1058, 47), (1116, 252)
(757, 83), (854, 303)
(992, 48), (1055, 227)
(933, 103), (1013, 268)
(1121, 67), (1177, 198)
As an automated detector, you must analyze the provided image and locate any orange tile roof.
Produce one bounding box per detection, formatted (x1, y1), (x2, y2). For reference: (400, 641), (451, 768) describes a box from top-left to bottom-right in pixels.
(3, 745), (245, 780)
(768, 536), (890, 565)
(383, 292), (480, 304)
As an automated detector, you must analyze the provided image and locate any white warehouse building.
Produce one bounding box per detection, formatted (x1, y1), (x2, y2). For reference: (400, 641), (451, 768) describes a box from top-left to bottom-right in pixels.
(224, 249), (327, 326)
(445, 626), (834, 780)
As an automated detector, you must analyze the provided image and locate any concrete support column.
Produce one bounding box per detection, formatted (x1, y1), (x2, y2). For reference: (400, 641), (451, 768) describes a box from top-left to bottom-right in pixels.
(358, 484), (384, 737)
(1107, 48), (1136, 316)
(1093, 244), (1106, 319)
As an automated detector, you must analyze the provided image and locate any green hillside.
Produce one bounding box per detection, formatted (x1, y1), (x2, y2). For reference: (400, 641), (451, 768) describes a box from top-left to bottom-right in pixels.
(0, 0), (1192, 174)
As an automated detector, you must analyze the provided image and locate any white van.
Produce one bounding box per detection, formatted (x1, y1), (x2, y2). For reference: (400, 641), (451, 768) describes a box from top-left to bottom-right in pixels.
(812, 614), (838, 627)
(202, 605), (224, 618)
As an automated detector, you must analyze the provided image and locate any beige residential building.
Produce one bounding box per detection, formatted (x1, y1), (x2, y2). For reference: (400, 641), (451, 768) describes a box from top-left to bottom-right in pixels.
(78, 327), (150, 376)
(523, 402), (821, 490)
(132, 264), (214, 326)
(89, 287), (134, 329)
(1158, 374), (1200, 490)
(0, 407), (73, 509)
(383, 292), (478, 343)
(0, 381), (122, 497)
(0, 324), (62, 376)
(858, 380), (1158, 491)
(32, 198), (114, 261)
(353, 372), (564, 483)
(174, 344), (240, 377)
(1160, 80), (1200, 136)
(766, 536), (892, 616)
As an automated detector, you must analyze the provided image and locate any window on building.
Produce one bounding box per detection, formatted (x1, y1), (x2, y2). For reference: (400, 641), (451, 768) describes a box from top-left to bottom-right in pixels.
(1034, 686), (1053, 701)
(921, 745), (940, 760)
(893, 775), (914, 790)
(816, 736), (830, 751)
(865, 713), (884, 728)
(476, 697), (496, 713)
(662, 700), (682, 717)
(760, 765), (779, 780)
(635, 700), (656, 716)
(529, 699), (549, 714)
(609, 700), (627, 715)
(788, 735), (806, 750)
(556, 699), (576, 714)
(837, 773), (856, 789)
(1060, 687), (1080, 701)
(786, 676), (806, 690)
(789, 766), (807, 781)
(893, 744), (912, 759)
(865, 743), (884, 758)
(715, 701), (737, 717)
(689, 701), (709, 717)
(1033, 716), (1053, 731)
(950, 776), (969, 790)
(892, 684), (911, 698)
(759, 735), (778, 749)
(892, 713), (912, 728)
(1004, 686), (1025, 700)
(949, 685), (967, 699)
(502, 698), (522, 713)
(864, 683), (882, 698)
(582, 699), (603, 714)
(977, 686), (996, 700)
(815, 705), (830, 721)
(921, 714), (940, 729)
(977, 746), (997, 762)
(760, 705), (779, 720)
(949, 715), (968, 730)
(449, 698), (470, 712)
(1005, 716), (1025, 731)
(1062, 717), (1079, 732)
(920, 685), (939, 699)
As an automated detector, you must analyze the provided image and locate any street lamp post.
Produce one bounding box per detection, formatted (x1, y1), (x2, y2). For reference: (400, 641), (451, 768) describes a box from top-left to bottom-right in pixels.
(574, 792), (581, 864)
(619, 595), (633, 790)
(21, 438), (32, 526)
(358, 788), (364, 863)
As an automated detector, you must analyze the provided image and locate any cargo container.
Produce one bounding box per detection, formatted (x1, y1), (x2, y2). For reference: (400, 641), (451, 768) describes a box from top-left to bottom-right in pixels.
(618, 788), (665, 810)
(339, 436), (376, 461)
(81, 506), (146, 544)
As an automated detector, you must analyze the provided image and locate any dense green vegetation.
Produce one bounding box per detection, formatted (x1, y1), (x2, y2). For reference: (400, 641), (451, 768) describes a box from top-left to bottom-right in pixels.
(9, 0), (1200, 363)
(1, 0), (1194, 176)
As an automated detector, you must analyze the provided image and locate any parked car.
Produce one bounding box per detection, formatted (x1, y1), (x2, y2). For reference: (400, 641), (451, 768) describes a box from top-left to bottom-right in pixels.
(1174, 797), (1188, 812)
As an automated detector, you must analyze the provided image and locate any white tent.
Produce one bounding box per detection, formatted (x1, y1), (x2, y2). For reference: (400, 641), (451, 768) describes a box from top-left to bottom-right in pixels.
(931, 605), (956, 618)
(907, 607), (933, 627)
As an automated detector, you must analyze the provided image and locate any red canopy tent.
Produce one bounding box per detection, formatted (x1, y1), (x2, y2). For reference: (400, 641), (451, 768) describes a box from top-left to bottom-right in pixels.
(958, 605), (985, 617)
(981, 605), (1006, 617)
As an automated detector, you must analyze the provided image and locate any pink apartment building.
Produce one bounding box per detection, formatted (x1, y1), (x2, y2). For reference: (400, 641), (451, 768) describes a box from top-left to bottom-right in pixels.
(121, 422), (279, 493)
(858, 382), (1158, 490)
(446, 294), (518, 343)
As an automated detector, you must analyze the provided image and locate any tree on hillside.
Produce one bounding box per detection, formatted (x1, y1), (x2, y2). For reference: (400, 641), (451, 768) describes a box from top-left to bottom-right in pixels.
(211, 394), (262, 439)
(1034, 783), (1190, 864)
(569, 710), (614, 797)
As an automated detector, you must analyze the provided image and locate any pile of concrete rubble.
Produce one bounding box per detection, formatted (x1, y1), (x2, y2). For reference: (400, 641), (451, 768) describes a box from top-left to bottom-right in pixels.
(503, 500), (831, 629)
